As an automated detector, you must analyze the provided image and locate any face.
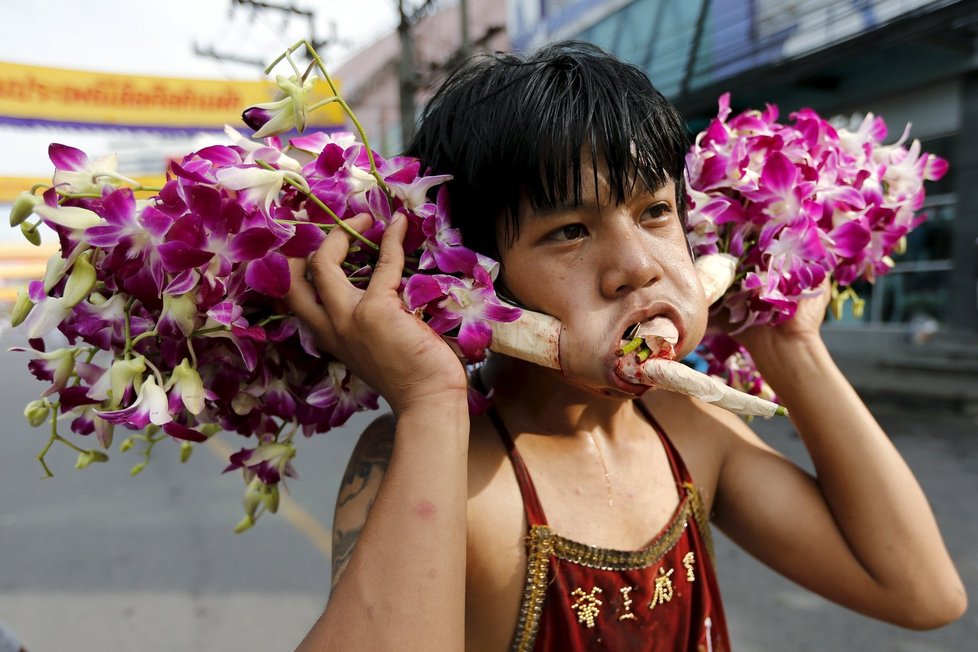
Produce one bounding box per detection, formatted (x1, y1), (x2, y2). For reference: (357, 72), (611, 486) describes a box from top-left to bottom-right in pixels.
(498, 170), (708, 397)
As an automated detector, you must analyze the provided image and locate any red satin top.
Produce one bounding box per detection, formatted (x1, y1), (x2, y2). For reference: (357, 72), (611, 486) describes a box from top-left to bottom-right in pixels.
(488, 403), (730, 652)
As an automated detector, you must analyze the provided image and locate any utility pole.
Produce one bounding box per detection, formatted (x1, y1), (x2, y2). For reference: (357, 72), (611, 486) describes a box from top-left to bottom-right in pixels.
(195, 0), (343, 71)
(396, 0), (437, 148)
(460, 0), (471, 58)
(398, 0), (418, 147)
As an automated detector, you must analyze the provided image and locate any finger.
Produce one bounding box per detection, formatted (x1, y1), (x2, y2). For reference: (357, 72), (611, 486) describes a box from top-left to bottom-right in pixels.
(314, 213), (375, 269)
(283, 256), (336, 349)
(368, 213), (408, 291)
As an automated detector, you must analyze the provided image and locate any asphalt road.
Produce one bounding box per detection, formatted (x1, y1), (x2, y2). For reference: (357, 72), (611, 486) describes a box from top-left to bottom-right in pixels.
(0, 332), (975, 651)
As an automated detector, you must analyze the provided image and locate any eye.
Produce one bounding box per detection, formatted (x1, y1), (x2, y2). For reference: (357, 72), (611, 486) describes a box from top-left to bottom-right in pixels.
(642, 202), (673, 223)
(547, 223), (589, 242)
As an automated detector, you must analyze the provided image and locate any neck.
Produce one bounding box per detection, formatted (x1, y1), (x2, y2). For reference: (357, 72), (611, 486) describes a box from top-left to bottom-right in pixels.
(481, 355), (638, 440)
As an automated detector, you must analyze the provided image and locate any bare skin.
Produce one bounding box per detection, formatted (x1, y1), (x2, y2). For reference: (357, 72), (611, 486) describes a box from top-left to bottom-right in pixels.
(289, 176), (966, 652)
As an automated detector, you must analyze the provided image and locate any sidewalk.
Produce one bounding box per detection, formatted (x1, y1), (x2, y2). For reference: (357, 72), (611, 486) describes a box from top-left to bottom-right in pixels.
(823, 327), (978, 417)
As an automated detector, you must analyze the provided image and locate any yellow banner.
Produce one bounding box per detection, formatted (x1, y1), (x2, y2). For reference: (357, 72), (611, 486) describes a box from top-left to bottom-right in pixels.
(0, 62), (344, 130)
(0, 175), (167, 204)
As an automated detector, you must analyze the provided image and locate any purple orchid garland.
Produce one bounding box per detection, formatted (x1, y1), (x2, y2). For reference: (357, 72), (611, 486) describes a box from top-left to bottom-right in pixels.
(686, 93), (948, 397)
(8, 41), (519, 531)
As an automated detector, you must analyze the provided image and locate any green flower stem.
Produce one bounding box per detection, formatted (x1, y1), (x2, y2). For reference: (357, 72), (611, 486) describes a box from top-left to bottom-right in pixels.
(284, 39), (390, 193)
(187, 337), (198, 368)
(37, 403), (91, 478)
(258, 315), (287, 327)
(130, 330), (158, 348)
(252, 158), (379, 251)
(192, 326), (228, 336)
(56, 191), (102, 199)
(277, 174), (380, 252)
(636, 347), (652, 363)
(30, 183), (49, 193)
(143, 358), (166, 388)
(123, 296), (136, 358)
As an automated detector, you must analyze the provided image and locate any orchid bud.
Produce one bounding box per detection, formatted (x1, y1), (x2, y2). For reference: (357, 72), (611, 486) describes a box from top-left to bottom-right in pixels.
(234, 514), (255, 534)
(894, 236), (907, 256)
(24, 399), (50, 427)
(243, 477), (264, 517)
(180, 441), (193, 463)
(10, 285), (34, 327)
(119, 436), (136, 452)
(62, 252), (97, 308)
(94, 416), (114, 449)
(75, 449), (109, 469)
(130, 461), (146, 476)
(199, 423), (221, 438)
(20, 221), (41, 246)
(852, 296), (866, 320)
(262, 483), (280, 514)
(10, 192), (41, 227)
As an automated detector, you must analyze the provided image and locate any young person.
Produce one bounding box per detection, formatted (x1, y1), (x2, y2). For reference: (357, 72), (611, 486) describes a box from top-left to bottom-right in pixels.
(287, 42), (966, 651)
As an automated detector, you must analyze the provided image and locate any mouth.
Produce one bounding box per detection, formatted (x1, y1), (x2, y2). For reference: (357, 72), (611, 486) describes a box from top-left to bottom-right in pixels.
(616, 313), (682, 360)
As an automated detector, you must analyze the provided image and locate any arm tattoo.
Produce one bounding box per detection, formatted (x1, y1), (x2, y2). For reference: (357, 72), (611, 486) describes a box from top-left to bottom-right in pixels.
(337, 431), (393, 508)
(331, 426), (394, 589)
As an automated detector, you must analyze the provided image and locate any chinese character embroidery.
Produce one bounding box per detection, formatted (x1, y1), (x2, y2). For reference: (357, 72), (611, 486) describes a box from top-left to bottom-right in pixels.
(618, 586), (636, 621)
(570, 586), (603, 628)
(649, 567), (675, 610)
(683, 551), (696, 581)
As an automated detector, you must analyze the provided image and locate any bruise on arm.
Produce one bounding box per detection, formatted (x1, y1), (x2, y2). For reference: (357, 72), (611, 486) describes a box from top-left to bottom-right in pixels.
(331, 414), (395, 592)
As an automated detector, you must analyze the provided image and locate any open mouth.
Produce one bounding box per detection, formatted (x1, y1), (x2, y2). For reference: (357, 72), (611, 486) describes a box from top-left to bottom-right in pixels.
(617, 317), (680, 360)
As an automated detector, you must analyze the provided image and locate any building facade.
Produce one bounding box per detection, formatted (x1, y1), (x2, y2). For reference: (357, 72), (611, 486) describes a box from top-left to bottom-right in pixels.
(510, 0), (978, 341)
(335, 0), (508, 156)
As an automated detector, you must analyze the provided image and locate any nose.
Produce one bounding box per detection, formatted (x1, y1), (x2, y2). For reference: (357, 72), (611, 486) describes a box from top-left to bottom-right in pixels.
(598, 222), (664, 298)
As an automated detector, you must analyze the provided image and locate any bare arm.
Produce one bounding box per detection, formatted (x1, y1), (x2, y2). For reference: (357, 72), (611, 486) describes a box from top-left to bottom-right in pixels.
(329, 415), (395, 593)
(713, 290), (966, 629)
(286, 215), (470, 651)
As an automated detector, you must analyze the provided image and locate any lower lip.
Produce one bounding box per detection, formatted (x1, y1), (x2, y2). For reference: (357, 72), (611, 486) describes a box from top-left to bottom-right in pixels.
(607, 366), (650, 397)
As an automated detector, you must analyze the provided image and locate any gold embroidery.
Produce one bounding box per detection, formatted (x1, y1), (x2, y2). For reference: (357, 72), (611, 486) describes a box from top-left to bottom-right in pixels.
(683, 551), (696, 581)
(511, 525), (554, 652)
(649, 567), (675, 609)
(510, 486), (701, 651)
(570, 587), (603, 628)
(684, 482), (716, 564)
(618, 586), (636, 621)
(550, 498), (692, 570)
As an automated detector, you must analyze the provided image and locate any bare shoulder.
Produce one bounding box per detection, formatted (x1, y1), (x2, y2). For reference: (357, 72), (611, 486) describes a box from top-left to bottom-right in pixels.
(640, 389), (775, 513)
(331, 413), (396, 590)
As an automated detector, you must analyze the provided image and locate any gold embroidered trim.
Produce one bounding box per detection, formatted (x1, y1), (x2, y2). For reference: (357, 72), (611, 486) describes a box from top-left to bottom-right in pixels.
(511, 525), (554, 652)
(684, 482), (716, 565)
(510, 486), (707, 651)
(550, 497), (691, 571)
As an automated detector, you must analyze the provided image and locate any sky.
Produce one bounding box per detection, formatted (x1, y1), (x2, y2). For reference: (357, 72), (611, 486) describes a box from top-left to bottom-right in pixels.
(0, 0), (400, 240)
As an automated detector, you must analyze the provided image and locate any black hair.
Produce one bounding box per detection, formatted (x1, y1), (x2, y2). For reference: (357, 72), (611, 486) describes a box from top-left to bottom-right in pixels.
(406, 40), (691, 260)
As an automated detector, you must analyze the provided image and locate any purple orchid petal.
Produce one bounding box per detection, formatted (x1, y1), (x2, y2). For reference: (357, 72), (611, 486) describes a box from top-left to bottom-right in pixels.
(403, 274), (447, 309)
(227, 227), (281, 262)
(456, 319), (493, 362)
(162, 421), (208, 442)
(244, 252), (290, 298)
(49, 143), (89, 171)
(207, 302), (243, 327)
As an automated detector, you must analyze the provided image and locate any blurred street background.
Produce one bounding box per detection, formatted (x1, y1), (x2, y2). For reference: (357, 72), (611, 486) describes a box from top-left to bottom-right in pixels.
(2, 0), (977, 650)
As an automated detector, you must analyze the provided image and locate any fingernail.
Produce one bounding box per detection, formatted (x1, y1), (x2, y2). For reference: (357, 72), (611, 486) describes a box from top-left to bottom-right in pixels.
(391, 212), (404, 225)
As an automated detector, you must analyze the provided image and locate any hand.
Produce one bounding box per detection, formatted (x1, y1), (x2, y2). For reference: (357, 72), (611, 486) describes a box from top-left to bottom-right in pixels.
(283, 213), (468, 415)
(732, 278), (832, 360)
